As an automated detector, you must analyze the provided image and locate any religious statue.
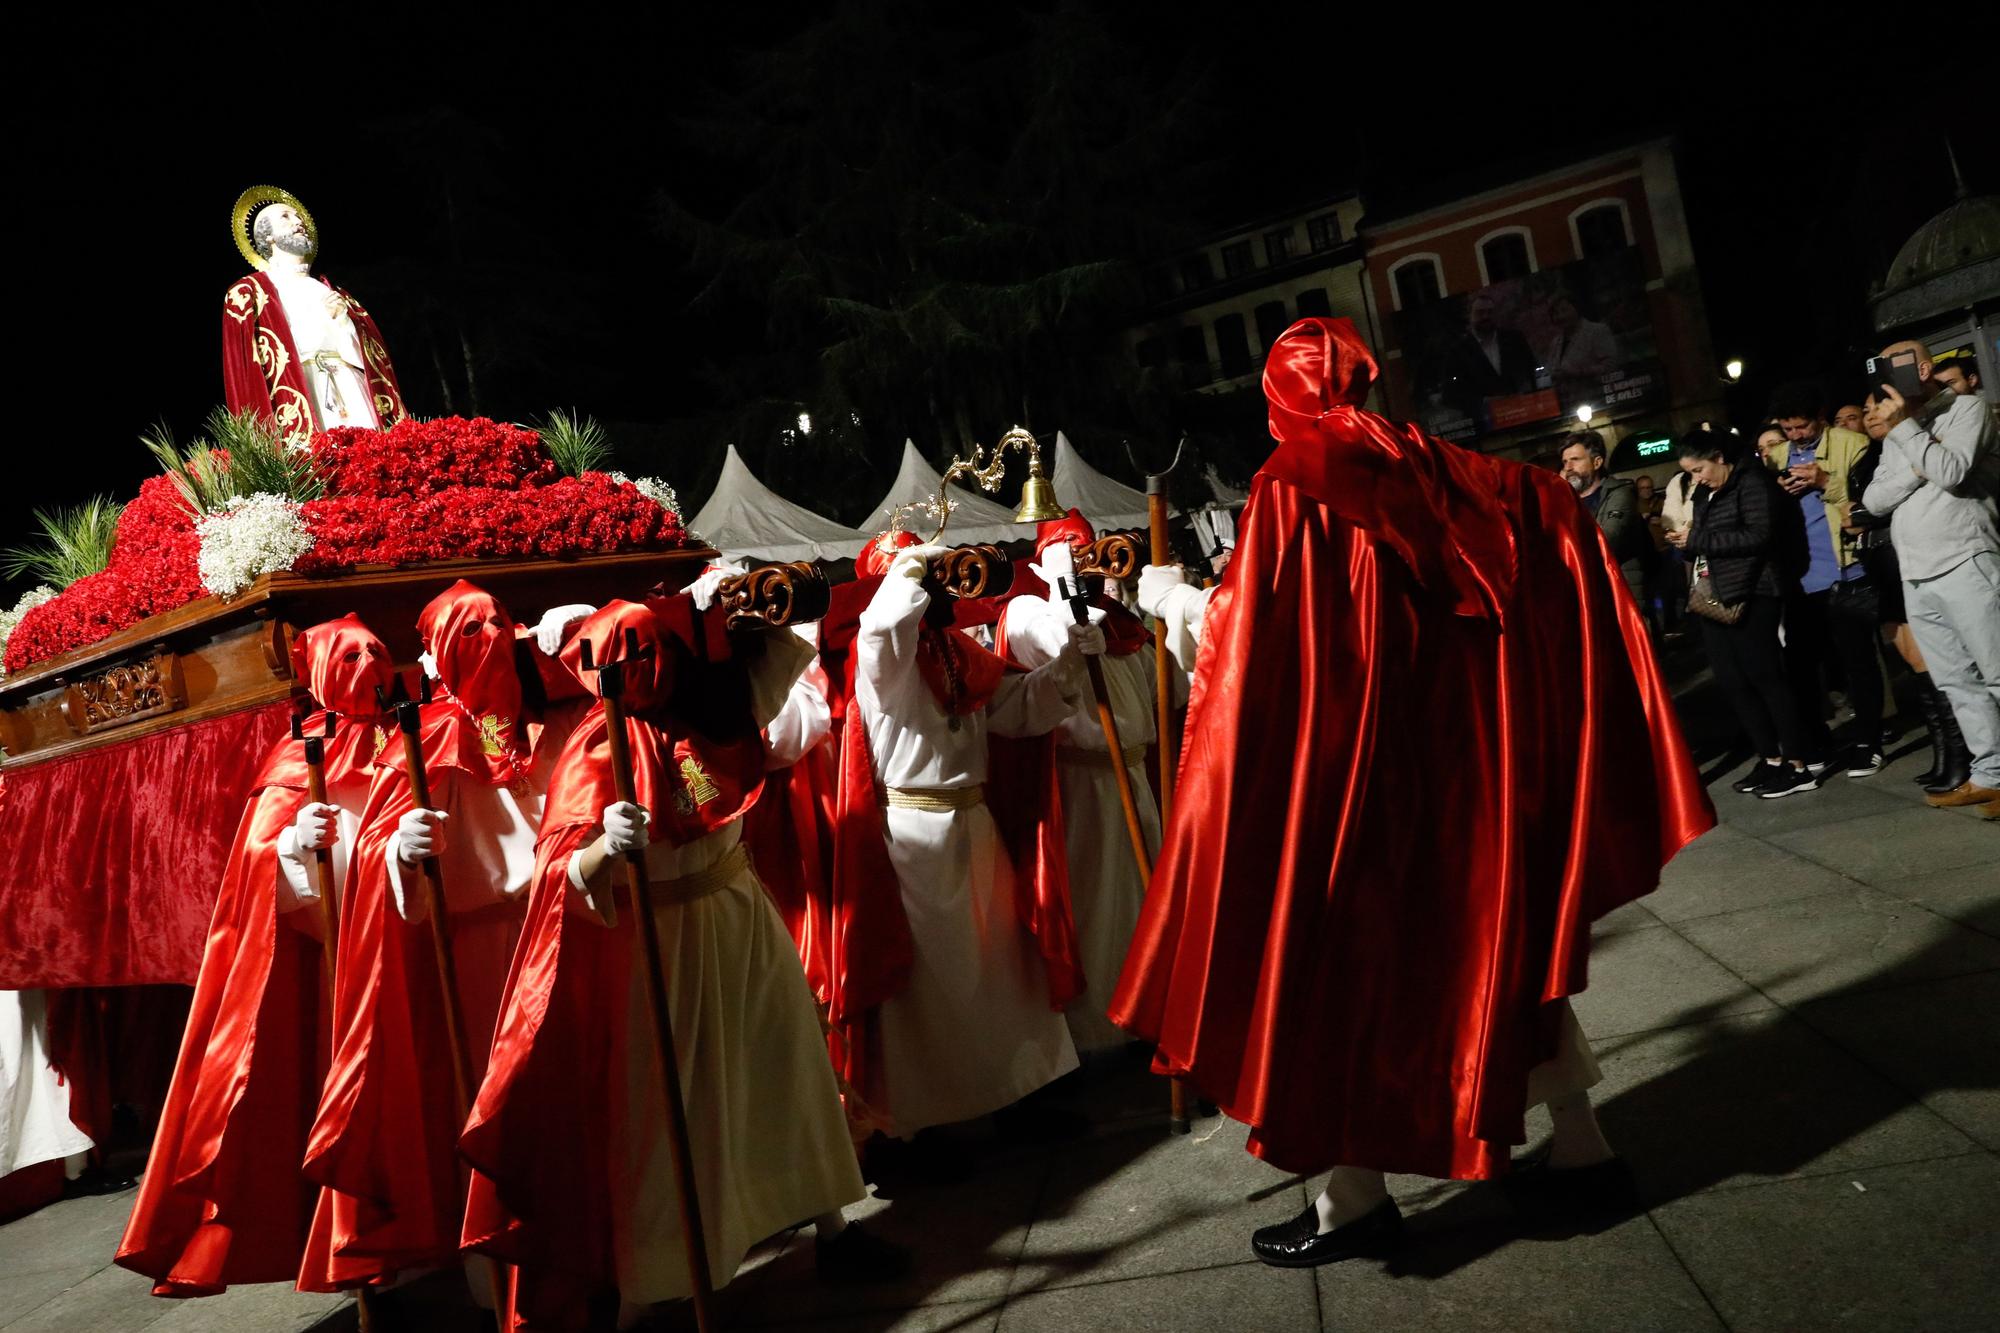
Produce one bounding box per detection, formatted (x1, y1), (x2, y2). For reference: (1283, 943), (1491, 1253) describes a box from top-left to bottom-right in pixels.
(222, 186), (405, 447)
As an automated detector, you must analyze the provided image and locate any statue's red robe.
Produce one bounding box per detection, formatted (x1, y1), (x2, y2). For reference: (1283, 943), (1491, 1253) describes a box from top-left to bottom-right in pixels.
(1109, 317), (1716, 1181)
(221, 271), (405, 447)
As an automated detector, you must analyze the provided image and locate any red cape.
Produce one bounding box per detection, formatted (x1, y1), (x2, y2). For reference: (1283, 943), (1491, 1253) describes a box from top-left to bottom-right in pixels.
(113, 779), (325, 1294)
(1108, 318), (1713, 1180)
(222, 271), (405, 447)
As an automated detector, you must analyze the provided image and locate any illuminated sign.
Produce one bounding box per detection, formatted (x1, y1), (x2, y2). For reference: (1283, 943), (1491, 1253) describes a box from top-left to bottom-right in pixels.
(1633, 434), (1672, 458)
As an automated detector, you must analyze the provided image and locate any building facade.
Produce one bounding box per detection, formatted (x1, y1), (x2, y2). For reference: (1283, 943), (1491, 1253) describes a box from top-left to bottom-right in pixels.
(1360, 139), (1723, 472)
(1126, 194), (1374, 402)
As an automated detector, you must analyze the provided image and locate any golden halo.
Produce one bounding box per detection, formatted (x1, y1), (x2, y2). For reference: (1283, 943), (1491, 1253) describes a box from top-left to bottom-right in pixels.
(231, 186), (318, 272)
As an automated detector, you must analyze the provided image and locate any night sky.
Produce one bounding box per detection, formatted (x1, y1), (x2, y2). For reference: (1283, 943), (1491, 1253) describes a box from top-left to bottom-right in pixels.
(8, 12), (1987, 602)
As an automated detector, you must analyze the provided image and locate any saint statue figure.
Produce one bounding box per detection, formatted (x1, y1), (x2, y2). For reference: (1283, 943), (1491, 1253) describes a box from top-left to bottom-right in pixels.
(222, 186), (405, 447)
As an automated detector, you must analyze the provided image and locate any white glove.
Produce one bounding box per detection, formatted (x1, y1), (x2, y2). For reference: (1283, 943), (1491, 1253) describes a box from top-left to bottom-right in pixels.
(419, 650), (440, 680)
(291, 801), (340, 852)
(395, 808), (448, 864)
(1066, 620), (1107, 657)
(1136, 564), (1188, 619)
(602, 801), (651, 856)
(534, 603), (595, 655)
(689, 562), (749, 611)
(888, 544), (950, 582)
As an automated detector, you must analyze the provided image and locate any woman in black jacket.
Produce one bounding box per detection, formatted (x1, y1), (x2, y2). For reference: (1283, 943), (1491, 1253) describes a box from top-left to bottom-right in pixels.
(1666, 428), (1819, 797)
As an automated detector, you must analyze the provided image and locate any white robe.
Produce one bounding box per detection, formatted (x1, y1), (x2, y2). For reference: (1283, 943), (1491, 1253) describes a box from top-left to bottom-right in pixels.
(386, 701), (588, 1071)
(999, 597), (1163, 1053)
(267, 268), (381, 431)
(568, 633), (863, 1305)
(0, 989), (91, 1180)
(855, 574), (1083, 1136)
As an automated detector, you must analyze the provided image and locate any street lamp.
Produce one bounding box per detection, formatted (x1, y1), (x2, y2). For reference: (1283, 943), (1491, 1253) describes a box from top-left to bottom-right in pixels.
(1724, 359), (1744, 383)
(1575, 404), (1595, 425)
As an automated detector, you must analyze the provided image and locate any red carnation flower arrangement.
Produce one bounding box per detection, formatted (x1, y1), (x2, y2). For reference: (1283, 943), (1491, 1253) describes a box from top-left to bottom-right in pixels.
(4, 418), (688, 673)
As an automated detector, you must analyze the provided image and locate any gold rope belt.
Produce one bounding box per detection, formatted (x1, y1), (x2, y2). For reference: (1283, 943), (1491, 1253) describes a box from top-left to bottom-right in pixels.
(1059, 745), (1148, 770)
(883, 784), (986, 813)
(650, 842), (748, 906)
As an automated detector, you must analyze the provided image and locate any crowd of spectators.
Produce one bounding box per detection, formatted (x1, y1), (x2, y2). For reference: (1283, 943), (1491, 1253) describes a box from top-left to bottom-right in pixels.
(1574, 343), (1998, 817)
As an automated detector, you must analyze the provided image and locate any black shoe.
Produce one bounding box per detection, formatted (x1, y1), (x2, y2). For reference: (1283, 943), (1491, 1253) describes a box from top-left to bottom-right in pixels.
(815, 1221), (912, 1285)
(993, 1100), (1090, 1146)
(1250, 1198), (1403, 1269)
(1758, 765), (1819, 798)
(1731, 761), (1783, 795)
(1503, 1148), (1640, 1218)
(60, 1163), (137, 1198)
(864, 1131), (974, 1188)
(1844, 747), (1885, 779)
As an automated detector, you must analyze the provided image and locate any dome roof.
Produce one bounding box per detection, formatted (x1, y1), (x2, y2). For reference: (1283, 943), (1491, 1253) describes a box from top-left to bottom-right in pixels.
(1884, 193), (1999, 290)
(1872, 192), (2000, 333)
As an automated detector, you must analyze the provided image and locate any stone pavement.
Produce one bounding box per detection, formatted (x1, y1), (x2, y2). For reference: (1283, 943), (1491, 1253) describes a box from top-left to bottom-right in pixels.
(2, 656), (1994, 1332)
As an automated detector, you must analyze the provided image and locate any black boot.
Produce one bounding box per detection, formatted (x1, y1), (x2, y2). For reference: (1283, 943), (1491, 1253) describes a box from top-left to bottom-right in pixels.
(1923, 691), (1972, 796)
(1912, 674), (1946, 786)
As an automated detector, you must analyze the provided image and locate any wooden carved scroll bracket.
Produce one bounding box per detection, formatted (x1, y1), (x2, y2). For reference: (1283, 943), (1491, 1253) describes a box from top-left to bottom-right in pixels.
(1073, 530), (1149, 582)
(719, 562), (831, 630)
(59, 650), (188, 737)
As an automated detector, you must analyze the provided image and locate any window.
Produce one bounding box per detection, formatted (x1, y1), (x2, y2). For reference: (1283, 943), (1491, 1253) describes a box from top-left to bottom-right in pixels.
(1295, 287), (1332, 318)
(1254, 299), (1290, 352)
(1174, 325), (1212, 386)
(1306, 213), (1341, 252)
(1179, 253), (1214, 292)
(1391, 257), (1443, 310)
(1479, 230), (1534, 283)
(1264, 228), (1294, 264)
(1215, 314), (1253, 378)
(1220, 241), (1254, 278)
(1573, 202), (1632, 258)
(1136, 336), (1166, 369)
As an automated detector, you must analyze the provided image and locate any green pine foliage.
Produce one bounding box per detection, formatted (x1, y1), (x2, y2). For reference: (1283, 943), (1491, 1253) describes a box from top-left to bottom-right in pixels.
(145, 409), (324, 516)
(537, 409), (615, 478)
(1, 496), (124, 588)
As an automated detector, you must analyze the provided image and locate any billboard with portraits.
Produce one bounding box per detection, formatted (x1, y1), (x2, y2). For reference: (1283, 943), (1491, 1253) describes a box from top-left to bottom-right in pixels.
(1394, 248), (1666, 442)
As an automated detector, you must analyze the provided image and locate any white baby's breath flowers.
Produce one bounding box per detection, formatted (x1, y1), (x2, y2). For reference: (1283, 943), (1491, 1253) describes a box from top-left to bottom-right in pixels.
(609, 471), (683, 520)
(196, 494), (315, 598)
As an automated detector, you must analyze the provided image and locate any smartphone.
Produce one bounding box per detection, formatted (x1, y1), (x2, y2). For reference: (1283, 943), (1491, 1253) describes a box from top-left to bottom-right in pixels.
(1865, 351), (1924, 401)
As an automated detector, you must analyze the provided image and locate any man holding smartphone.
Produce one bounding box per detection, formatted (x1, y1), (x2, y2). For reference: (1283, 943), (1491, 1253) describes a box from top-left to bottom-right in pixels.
(1763, 383), (1876, 773)
(1862, 341), (2000, 818)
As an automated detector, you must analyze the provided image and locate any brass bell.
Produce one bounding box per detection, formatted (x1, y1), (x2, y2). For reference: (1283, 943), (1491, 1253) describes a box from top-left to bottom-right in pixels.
(1013, 461), (1066, 523)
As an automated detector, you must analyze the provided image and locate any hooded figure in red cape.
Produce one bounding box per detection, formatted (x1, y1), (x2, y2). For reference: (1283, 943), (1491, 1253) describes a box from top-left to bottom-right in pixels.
(116, 614), (396, 1295)
(995, 510), (1175, 1055)
(1117, 318), (1715, 1266)
(827, 530), (1101, 1142)
(459, 597), (903, 1329)
(300, 583), (591, 1292)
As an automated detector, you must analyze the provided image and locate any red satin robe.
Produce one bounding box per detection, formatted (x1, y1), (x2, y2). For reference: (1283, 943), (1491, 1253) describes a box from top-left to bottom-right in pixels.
(221, 271), (405, 448)
(1110, 317), (1714, 1181)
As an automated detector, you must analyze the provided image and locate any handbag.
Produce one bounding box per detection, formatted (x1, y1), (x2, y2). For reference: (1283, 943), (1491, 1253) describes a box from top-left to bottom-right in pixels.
(1686, 556), (1744, 625)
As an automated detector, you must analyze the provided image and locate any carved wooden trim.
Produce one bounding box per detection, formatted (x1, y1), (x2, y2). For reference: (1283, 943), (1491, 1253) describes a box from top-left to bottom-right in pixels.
(929, 544), (1012, 600)
(719, 563), (830, 630)
(1075, 530), (1149, 581)
(263, 619), (296, 679)
(58, 651), (187, 737)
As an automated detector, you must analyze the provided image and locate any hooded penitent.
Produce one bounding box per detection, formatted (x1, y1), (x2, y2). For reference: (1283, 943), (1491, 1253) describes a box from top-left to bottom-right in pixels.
(1109, 317), (1714, 1179)
(116, 614), (395, 1295)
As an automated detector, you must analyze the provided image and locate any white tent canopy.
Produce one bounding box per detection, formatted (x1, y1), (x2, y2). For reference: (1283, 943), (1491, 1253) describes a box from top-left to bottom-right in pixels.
(866, 439), (1026, 546)
(688, 444), (868, 564)
(1050, 431), (1161, 532)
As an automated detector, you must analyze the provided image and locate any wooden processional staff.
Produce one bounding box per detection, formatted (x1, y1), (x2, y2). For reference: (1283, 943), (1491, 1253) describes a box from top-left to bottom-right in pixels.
(375, 677), (511, 1330)
(576, 633), (718, 1333)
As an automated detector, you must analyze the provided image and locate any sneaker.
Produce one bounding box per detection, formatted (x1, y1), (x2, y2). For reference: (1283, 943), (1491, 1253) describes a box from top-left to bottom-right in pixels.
(1731, 762), (1783, 795)
(1758, 765), (1820, 798)
(1844, 748), (1885, 779)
